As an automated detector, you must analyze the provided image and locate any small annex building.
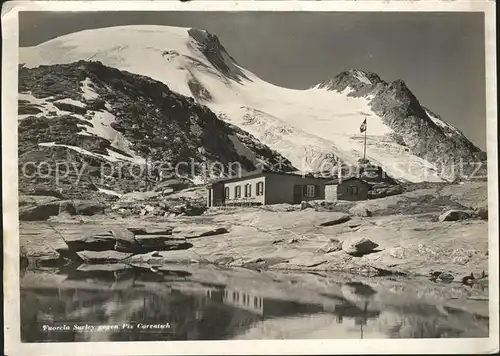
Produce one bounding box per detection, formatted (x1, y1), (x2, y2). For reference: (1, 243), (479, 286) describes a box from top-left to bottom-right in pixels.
(206, 170), (331, 207)
(324, 177), (371, 202)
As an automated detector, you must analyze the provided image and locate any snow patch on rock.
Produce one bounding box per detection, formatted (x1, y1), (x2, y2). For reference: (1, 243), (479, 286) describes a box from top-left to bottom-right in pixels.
(80, 77), (100, 100)
(38, 141), (144, 163)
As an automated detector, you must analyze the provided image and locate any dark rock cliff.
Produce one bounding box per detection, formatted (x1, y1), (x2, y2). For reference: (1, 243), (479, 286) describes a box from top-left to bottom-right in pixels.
(18, 61), (294, 199)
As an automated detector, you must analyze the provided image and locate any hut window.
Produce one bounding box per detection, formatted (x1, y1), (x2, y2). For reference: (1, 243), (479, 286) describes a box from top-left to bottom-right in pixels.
(256, 181), (264, 196)
(305, 185), (316, 197)
(235, 185), (241, 198)
(244, 183), (252, 197)
(224, 187), (230, 199)
(347, 186), (358, 195)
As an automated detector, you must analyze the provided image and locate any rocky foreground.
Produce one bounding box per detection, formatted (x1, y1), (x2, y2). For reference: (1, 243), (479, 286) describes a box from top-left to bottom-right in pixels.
(20, 181), (489, 283)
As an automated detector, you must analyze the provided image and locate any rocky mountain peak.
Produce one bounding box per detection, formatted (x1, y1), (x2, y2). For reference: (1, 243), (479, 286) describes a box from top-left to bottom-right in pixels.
(187, 28), (250, 83)
(313, 69), (384, 92)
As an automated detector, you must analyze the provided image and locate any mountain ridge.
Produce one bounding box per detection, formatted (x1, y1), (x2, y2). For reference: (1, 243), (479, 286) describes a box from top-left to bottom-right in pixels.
(18, 60), (295, 198)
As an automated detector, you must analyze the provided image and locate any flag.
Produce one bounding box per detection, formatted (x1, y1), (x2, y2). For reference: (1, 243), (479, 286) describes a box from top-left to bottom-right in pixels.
(360, 118), (367, 133)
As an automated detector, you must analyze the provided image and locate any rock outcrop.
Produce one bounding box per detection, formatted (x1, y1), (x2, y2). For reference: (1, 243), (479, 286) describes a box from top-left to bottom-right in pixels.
(19, 197), (105, 221)
(438, 210), (472, 222)
(342, 238), (379, 257)
(349, 205), (372, 217)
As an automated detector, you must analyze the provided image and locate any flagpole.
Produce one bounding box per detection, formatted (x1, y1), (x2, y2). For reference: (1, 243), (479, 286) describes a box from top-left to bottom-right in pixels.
(363, 116), (367, 161)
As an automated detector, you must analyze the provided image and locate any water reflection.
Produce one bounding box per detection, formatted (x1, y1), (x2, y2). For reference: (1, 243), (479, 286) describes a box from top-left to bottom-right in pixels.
(20, 265), (489, 342)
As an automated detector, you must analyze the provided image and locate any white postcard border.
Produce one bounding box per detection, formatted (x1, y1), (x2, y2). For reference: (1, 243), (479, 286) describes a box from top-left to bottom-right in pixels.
(2, 1), (498, 355)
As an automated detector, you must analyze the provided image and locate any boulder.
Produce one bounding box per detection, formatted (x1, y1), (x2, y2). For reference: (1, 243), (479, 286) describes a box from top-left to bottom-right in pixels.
(19, 200), (68, 221)
(349, 205), (372, 217)
(19, 195), (59, 207)
(342, 238), (379, 256)
(183, 203), (207, 216)
(65, 232), (117, 252)
(300, 201), (313, 210)
(19, 199), (105, 221)
(20, 234), (73, 265)
(18, 103), (43, 115)
(318, 239), (343, 254)
(319, 214), (351, 227)
(63, 226), (138, 253)
(30, 187), (65, 199)
(53, 101), (87, 114)
(69, 200), (106, 216)
(119, 191), (160, 203)
(153, 179), (190, 192)
(430, 271), (454, 283)
(76, 250), (133, 263)
(86, 99), (107, 111)
(438, 210), (471, 222)
(144, 205), (155, 213)
(170, 205), (185, 214)
(111, 227), (140, 252)
(475, 207), (488, 220)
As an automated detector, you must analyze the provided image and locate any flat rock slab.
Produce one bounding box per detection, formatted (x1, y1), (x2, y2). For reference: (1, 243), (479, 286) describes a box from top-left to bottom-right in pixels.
(319, 214), (351, 227)
(65, 233), (116, 252)
(172, 226), (229, 239)
(127, 227), (173, 235)
(77, 250), (133, 263)
(288, 255), (328, 268)
(20, 233), (70, 263)
(242, 257), (289, 269)
(134, 235), (193, 251)
(318, 240), (343, 254)
(19, 201), (65, 221)
(134, 234), (186, 245)
(19, 195), (60, 206)
(61, 226), (138, 252)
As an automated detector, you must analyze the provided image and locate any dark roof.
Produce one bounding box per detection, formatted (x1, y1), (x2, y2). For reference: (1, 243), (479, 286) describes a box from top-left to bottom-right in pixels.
(325, 176), (371, 186)
(207, 169), (331, 186)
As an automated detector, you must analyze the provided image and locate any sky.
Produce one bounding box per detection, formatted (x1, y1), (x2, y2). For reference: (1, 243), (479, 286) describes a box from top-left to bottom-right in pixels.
(19, 11), (486, 150)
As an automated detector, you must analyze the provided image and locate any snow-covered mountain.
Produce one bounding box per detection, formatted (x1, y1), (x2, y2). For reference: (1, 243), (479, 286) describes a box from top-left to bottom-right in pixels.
(20, 25), (485, 183)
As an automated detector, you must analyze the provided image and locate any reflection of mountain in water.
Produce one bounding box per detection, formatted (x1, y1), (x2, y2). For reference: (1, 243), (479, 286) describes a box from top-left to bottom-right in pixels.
(20, 265), (489, 342)
(21, 266), (328, 342)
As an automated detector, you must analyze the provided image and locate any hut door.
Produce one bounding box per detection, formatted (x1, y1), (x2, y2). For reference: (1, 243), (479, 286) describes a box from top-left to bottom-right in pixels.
(293, 185), (302, 204)
(325, 185), (337, 202)
(208, 189), (212, 207)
